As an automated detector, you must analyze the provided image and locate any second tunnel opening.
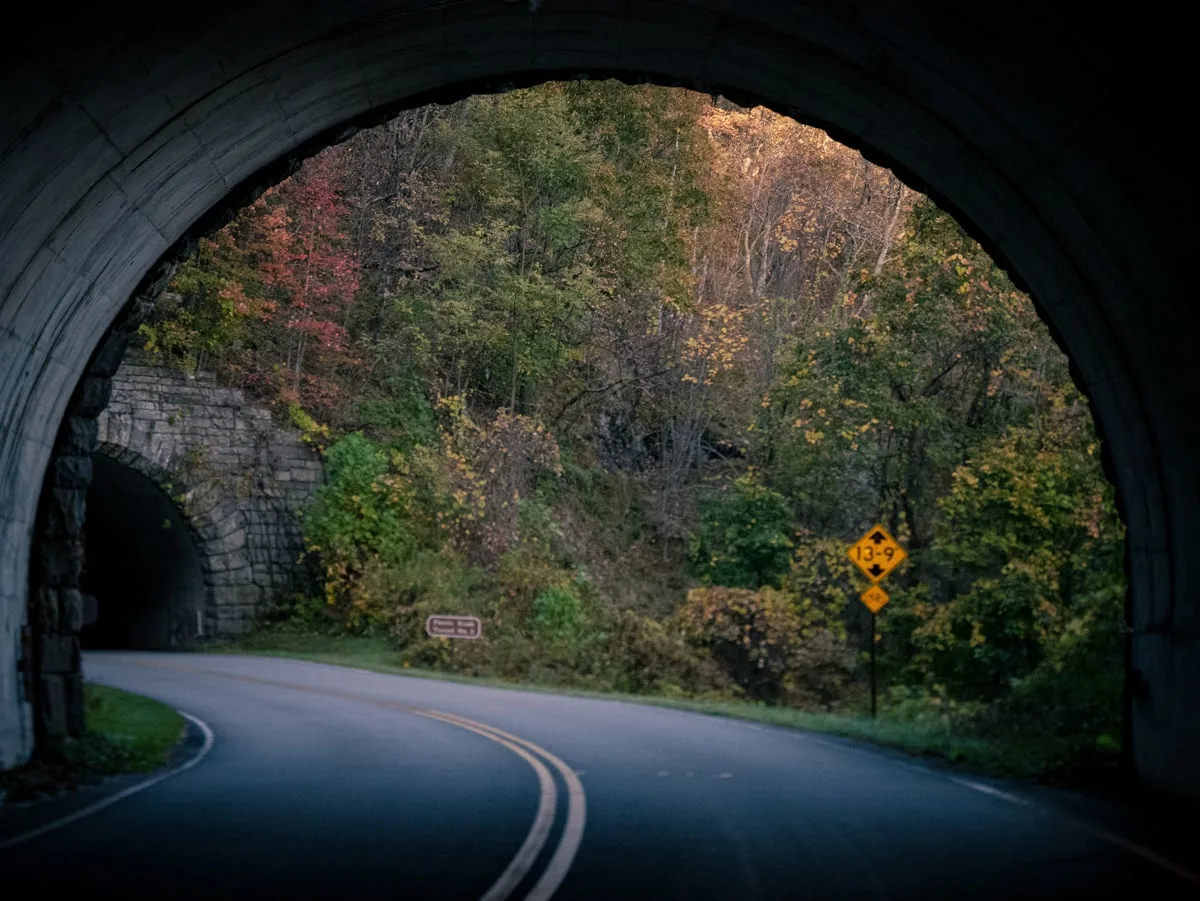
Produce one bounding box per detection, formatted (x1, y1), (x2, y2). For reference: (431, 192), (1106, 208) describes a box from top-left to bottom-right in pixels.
(81, 454), (206, 649)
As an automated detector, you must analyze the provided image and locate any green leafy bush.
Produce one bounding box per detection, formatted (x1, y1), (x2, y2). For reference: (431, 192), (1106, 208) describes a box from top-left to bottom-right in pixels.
(532, 584), (584, 640)
(301, 433), (422, 626)
(907, 411), (1125, 703)
(289, 404), (333, 452)
(689, 472), (794, 589)
(354, 374), (437, 451)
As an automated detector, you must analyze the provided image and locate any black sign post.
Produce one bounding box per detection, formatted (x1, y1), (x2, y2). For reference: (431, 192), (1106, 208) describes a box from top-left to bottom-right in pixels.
(870, 613), (877, 719)
(849, 526), (905, 721)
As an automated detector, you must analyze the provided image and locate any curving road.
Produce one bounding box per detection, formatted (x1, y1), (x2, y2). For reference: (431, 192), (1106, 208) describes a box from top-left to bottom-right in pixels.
(2, 652), (1197, 900)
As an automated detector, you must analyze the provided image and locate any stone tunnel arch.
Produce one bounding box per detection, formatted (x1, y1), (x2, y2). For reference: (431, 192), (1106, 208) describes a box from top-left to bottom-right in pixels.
(91, 404), (251, 647)
(0, 3), (1195, 799)
(88, 363), (325, 642)
(82, 451), (213, 650)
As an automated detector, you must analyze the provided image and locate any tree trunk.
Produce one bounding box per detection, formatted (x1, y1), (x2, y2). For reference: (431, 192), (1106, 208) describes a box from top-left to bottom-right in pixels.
(873, 176), (907, 276)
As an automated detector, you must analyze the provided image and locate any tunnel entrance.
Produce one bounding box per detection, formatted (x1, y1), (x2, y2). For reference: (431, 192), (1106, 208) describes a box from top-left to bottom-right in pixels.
(0, 2), (1195, 803)
(81, 455), (206, 650)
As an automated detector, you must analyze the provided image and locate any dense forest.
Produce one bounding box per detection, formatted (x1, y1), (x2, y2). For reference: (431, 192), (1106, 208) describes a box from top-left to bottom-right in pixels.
(138, 82), (1126, 778)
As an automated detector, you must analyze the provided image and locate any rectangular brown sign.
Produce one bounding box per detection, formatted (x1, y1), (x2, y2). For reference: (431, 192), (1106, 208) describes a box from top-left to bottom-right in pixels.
(425, 614), (483, 639)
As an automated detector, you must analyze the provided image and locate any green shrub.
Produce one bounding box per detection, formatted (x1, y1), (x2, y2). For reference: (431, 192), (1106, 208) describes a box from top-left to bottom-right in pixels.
(689, 472), (793, 589)
(531, 584), (584, 640)
(354, 375), (436, 451)
(302, 433), (422, 626)
(289, 403), (332, 451)
(496, 544), (567, 619)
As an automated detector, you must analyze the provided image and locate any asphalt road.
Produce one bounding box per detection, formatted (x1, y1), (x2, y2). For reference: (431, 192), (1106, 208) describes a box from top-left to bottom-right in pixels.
(2, 651), (1196, 900)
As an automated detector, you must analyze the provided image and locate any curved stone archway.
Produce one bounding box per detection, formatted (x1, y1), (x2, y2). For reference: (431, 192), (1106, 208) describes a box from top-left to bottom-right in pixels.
(11, 356), (325, 741)
(88, 435), (242, 648)
(93, 385), (250, 645)
(0, 3), (1195, 798)
(82, 452), (211, 650)
(93, 363), (324, 636)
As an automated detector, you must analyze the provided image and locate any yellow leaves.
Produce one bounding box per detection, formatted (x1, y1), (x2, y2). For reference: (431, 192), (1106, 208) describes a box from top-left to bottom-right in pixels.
(679, 302), (750, 380)
(957, 470), (980, 488)
(969, 621), (986, 648)
(986, 368), (1004, 398)
(804, 429), (824, 445)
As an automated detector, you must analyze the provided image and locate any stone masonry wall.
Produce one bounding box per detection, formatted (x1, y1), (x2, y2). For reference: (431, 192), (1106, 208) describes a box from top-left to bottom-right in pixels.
(96, 363), (324, 636)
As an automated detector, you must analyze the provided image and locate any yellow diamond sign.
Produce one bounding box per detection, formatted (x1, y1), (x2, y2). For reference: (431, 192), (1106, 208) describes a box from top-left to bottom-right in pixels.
(847, 524), (907, 583)
(860, 585), (889, 614)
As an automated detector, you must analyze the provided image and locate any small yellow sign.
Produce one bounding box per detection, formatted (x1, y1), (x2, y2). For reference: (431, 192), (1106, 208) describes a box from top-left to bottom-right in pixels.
(847, 524), (907, 583)
(860, 585), (889, 614)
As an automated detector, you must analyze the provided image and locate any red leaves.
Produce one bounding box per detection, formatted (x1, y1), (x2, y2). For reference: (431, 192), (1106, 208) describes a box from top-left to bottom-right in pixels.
(270, 148), (361, 319)
(225, 144), (363, 410)
(286, 315), (347, 351)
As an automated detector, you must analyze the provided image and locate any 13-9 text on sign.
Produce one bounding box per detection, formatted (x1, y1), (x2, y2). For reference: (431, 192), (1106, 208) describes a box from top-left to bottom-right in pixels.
(847, 525), (907, 583)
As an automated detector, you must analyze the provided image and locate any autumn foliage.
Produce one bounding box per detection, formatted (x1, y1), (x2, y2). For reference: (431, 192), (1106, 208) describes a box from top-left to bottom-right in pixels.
(680, 586), (852, 706)
(141, 82), (1125, 776)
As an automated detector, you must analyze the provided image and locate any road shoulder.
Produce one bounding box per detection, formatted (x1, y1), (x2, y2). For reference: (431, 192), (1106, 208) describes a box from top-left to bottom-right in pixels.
(0, 709), (209, 846)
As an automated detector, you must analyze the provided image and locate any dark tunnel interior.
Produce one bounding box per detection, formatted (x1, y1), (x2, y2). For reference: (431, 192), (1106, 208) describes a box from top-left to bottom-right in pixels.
(81, 455), (205, 649)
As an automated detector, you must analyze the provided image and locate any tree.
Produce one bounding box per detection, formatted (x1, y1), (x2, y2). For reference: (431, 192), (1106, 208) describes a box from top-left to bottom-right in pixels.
(263, 146), (361, 405)
(905, 403), (1124, 704)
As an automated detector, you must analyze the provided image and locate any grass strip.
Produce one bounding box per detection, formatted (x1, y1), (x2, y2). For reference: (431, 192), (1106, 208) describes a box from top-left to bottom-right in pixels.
(0, 684), (184, 805)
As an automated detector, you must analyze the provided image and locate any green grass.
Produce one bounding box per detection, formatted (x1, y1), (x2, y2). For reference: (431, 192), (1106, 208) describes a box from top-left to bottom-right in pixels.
(0, 684), (184, 805)
(83, 684), (187, 772)
(208, 630), (1073, 782)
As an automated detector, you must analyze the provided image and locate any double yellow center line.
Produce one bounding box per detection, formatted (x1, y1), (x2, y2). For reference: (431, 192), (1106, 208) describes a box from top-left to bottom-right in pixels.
(113, 659), (588, 901)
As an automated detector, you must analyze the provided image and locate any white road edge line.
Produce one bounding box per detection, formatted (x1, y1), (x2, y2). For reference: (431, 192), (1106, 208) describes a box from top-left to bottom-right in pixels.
(0, 710), (215, 853)
(1064, 818), (1200, 888)
(947, 776), (1200, 887)
(948, 777), (1028, 806)
(413, 710), (558, 901)
(430, 711), (587, 901)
